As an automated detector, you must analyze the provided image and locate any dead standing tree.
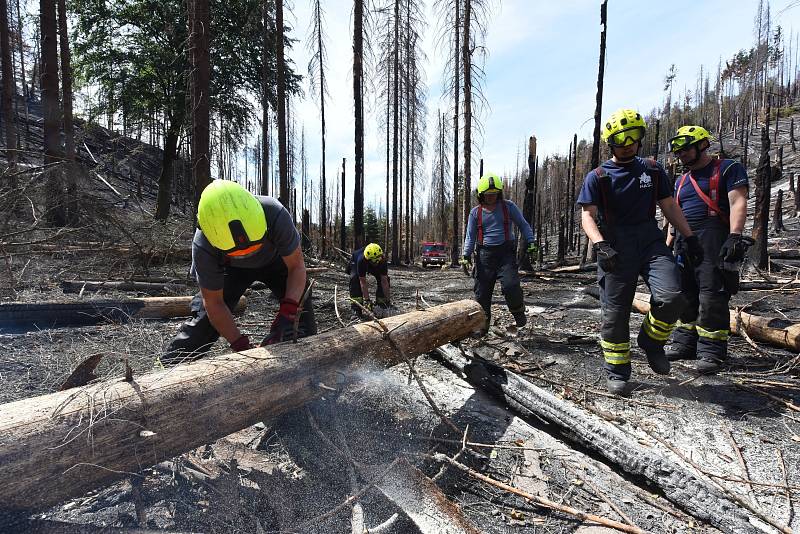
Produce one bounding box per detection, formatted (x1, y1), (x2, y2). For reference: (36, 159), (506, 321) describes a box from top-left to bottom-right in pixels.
(750, 117), (771, 268)
(188, 0), (211, 210)
(307, 0), (329, 254)
(41, 0), (66, 226)
(352, 0), (365, 249)
(1, 0), (16, 175)
(518, 135), (536, 270)
(582, 0), (607, 265)
(275, 0), (289, 208)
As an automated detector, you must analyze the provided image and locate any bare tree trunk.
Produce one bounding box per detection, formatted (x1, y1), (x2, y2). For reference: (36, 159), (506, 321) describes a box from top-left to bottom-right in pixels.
(450, 0), (460, 267)
(569, 133), (578, 250)
(0, 0), (16, 172)
(461, 0), (472, 241)
(55, 0), (72, 160)
(518, 136), (536, 270)
(340, 157), (346, 251)
(41, 0), (66, 226)
(14, 0), (28, 149)
(750, 122), (771, 268)
(260, 1), (270, 196)
(439, 112), (447, 243)
(353, 0), (365, 249)
(791, 117), (796, 152)
(391, 0), (400, 264)
(275, 0), (289, 208)
(186, 0), (210, 217)
(590, 0), (607, 171)
(772, 189), (785, 233)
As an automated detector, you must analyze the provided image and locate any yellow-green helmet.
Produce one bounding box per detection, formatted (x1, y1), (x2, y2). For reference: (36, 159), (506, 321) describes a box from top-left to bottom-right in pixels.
(197, 180), (267, 252)
(476, 173), (503, 195)
(601, 108), (647, 147)
(669, 125), (712, 153)
(364, 243), (384, 263)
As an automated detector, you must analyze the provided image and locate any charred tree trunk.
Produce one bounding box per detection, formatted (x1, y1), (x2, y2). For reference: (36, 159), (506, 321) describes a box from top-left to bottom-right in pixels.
(340, 157), (346, 251)
(275, 0), (289, 208)
(439, 113), (447, 243)
(518, 136), (536, 270)
(750, 123), (771, 268)
(260, 1), (271, 196)
(461, 0), (472, 240)
(0, 301), (484, 517)
(187, 0), (210, 215)
(155, 120), (183, 220)
(790, 116), (796, 152)
(302, 208), (311, 253)
(41, 0), (65, 226)
(0, 0), (16, 172)
(589, 0), (607, 171)
(450, 0), (460, 267)
(772, 189), (785, 233)
(391, 0), (400, 265)
(353, 0), (365, 249)
(55, 0), (73, 161)
(569, 133), (578, 250)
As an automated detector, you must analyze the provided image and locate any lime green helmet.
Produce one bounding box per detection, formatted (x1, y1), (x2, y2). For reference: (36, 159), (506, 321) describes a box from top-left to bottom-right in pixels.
(476, 173), (503, 195)
(364, 243), (384, 263)
(601, 109), (647, 147)
(197, 180), (267, 252)
(669, 125), (712, 153)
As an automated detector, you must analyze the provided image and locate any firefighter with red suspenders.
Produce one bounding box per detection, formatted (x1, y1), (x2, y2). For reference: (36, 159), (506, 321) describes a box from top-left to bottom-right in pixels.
(666, 126), (750, 373)
(577, 109), (703, 396)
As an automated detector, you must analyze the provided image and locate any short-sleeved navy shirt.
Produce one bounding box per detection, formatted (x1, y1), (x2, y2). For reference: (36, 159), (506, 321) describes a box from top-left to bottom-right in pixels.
(674, 159), (749, 227)
(191, 195), (300, 290)
(576, 157), (672, 226)
(351, 247), (389, 278)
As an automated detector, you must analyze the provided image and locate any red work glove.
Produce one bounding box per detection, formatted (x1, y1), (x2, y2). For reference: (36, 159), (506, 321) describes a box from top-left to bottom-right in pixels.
(230, 334), (251, 352)
(262, 298), (300, 346)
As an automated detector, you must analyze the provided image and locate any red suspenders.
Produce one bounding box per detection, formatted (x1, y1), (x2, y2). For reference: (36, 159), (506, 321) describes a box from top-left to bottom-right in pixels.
(675, 158), (729, 226)
(476, 200), (511, 245)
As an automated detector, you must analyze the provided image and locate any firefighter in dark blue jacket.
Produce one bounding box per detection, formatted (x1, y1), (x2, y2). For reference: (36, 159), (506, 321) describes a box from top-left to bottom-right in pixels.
(666, 126), (750, 373)
(460, 173), (536, 332)
(577, 108), (703, 396)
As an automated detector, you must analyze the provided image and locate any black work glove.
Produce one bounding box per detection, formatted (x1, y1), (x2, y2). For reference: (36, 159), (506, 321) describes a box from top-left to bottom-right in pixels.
(684, 235), (705, 267)
(230, 334), (251, 352)
(719, 233), (747, 263)
(593, 241), (619, 273)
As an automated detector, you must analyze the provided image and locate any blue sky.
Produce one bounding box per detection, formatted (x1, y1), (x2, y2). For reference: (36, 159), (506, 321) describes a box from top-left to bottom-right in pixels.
(283, 0), (800, 213)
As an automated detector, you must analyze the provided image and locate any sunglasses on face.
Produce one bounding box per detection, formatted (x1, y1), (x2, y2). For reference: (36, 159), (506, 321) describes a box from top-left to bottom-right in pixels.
(607, 127), (644, 147)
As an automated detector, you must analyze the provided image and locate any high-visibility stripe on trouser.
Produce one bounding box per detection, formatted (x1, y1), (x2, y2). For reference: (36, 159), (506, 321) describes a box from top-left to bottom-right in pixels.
(676, 321), (696, 331)
(601, 339), (631, 365)
(642, 311), (675, 342)
(697, 325), (729, 341)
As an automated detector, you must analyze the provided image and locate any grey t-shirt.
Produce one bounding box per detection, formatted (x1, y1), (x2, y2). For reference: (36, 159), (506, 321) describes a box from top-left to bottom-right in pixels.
(191, 195), (300, 290)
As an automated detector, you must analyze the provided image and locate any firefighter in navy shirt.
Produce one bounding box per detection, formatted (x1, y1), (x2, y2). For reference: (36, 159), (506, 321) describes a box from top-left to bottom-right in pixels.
(349, 243), (391, 318)
(162, 181), (317, 364)
(665, 126), (750, 373)
(577, 108), (703, 396)
(460, 173), (536, 332)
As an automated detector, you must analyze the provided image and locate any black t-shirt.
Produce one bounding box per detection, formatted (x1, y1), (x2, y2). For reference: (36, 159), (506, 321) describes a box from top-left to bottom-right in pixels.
(351, 247), (388, 278)
(576, 157), (672, 225)
(191, 196), (300, 290)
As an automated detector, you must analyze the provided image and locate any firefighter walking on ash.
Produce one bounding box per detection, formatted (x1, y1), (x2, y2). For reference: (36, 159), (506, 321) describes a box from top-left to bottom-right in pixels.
(460, 172), (536, 333)
(348, 243), (392, 319)
(665, 126), (750, 373)
(162, 180), (317, 365)
(577, 109), (703, 396)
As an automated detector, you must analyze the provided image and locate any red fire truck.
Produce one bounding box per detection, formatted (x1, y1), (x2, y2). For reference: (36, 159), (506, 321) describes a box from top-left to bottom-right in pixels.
(420, 242), (448, 267)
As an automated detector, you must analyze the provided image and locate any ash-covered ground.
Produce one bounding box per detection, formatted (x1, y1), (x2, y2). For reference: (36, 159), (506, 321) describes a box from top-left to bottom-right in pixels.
(1, 215), (799, 533)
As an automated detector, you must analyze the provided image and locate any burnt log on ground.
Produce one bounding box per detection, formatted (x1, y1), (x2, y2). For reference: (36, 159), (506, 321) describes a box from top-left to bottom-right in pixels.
(0, 300), (483, 516)
(584, 288), (800, 352)
(434, 345), (779, 534)
(0, 295), (247, 330)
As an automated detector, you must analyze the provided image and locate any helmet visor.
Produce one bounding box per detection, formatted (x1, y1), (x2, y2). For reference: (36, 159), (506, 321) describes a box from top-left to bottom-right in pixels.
(608, 127), (644, 147)
(669, 135), (696, 153)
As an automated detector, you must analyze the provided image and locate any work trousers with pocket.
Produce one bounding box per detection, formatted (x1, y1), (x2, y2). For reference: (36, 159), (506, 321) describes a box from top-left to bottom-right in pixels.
(598, 221), (686, 380)
(473, 241), (525, 327)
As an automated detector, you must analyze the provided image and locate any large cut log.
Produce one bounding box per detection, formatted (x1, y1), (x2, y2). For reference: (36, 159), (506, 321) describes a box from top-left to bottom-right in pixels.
(0, 300), (483, 515)
(0, 295), (247, 330)
(434, 345), (776, 534)
(585, 288), (800, 352)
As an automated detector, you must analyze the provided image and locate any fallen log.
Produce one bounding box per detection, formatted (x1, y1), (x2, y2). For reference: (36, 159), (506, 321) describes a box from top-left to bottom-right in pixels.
(0, 295), (247, 330)
(434, 345), (778, 534)
(738, 279), (800, 290)
(769, 248), (800, 259)
(584, 288), (800, 352)
(0, 299), (483, 515)
(60, 280), (189, 294)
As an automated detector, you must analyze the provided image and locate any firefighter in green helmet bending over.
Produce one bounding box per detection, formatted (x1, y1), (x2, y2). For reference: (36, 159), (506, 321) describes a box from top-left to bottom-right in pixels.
(162, 180), (317, 364)
(460, 172), (536, 332)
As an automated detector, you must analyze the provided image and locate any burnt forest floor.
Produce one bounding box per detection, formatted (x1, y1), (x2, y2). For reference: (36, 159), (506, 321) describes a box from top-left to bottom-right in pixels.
(1, 208), (799, 534)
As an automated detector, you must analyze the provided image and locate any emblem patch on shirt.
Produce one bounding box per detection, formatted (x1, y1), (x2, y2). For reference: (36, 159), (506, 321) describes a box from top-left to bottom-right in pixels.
(638, 173), (652, 189)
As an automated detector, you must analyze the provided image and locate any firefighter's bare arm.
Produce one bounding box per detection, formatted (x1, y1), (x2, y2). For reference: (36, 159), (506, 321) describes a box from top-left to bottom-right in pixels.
(381, 275), (391, 303)
(282, 246), (307, 303)
(580, 204), (605, 243)
(658, 197), (695, 238)
(360, 277), (370, 302)
(200, 287), (241, 344)
(728, 187), (748, 235)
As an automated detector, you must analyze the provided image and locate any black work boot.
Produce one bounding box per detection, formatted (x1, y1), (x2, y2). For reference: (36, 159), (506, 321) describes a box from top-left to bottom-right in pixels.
(637, 330), (670, 375)
(605, 377), (629, 396)
(665, 344), (697, 361)
(512, 311), (527, 328)
(695, 358), (724, 374)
